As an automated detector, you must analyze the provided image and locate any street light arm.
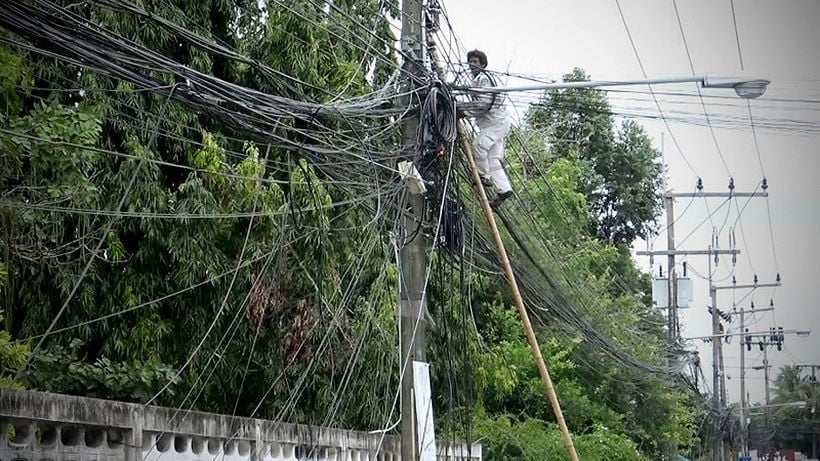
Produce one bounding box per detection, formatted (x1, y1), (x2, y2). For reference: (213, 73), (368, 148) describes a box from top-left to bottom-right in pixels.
(453, 75), (770, 99)
(455, 76), (705, 93)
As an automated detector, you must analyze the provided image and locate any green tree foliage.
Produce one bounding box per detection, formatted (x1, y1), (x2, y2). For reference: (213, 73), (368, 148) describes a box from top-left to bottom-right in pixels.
(748, 365), (818, 456)
(526, 68), (664, 246)
(0, 2), (698, 459)
(453, 293), (696, 459)
(0, 46), (31, 390)
(472, 410), (650, 461)
(0, 267), (29, 389)
(428, 74), (697, 458)
(0, 0), (399, 429)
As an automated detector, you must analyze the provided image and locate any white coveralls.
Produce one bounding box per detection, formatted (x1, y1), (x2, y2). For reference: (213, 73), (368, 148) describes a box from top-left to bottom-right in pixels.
(469, 71), (512, 195)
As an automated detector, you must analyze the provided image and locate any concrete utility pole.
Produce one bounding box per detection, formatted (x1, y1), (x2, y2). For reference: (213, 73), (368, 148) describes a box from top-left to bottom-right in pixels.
(749, 330), (794, 459)
(736, 300), (776, 456)
(706, 248), (726, 461)
(764, 345), (771, 412)
(750, 350), (773, 460)
(665, 194), (678, 343)
(399, 0), (426, 459)
(740, 307), (747, 456)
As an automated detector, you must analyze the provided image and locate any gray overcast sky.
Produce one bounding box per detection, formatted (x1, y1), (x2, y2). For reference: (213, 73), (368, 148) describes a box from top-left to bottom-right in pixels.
(439, 0), (820, 405)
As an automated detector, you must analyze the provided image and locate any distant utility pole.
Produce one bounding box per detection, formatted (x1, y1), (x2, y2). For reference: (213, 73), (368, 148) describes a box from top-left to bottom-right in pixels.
(399, 0), (427, 459)
(707, 245), (729, 461)
(715, 278), (781, 404)
(734, 300), (777, 456)
(639, 181), (769, 461)
(748, 328), (799, 459)
(710, 274), (779, 461)
(758, 345), (773, 457)
(795, 364), (820, 459)
(640, 248), (738, 461)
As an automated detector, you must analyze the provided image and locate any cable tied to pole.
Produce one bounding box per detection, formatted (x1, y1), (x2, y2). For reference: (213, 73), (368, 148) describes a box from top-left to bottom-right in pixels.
(422, 81), (457, 144)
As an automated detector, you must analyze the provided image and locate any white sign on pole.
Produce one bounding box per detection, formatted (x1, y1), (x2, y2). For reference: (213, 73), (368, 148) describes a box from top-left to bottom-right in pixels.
(413, 361), (437, 461)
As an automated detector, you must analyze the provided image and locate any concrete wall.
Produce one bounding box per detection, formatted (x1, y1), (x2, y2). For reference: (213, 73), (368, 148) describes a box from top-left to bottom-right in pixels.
(0, 388), (481, 461)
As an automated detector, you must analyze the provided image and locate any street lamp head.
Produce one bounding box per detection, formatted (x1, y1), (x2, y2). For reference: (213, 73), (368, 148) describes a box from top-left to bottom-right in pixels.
(796, 330), (811, 338)
(701, 76), (771, 99)
(732, 80), (771, 99)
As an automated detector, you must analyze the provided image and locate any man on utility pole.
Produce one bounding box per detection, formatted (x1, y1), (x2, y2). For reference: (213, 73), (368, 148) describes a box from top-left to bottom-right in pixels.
(462, 49), (513, 210)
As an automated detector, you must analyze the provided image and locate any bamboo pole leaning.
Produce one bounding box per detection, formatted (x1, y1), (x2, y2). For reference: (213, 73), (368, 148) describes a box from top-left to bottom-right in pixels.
(426, 34), (580, 461)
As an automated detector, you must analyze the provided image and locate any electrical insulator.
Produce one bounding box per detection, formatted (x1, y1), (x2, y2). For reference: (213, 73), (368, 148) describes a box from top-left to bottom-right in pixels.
(762, 177), (768, 190)
(769, 299), (774, 308)
(778, 326), (784, 343)
(759, 341), (765, 351)
(683, 262), (687, 277)
(770, 327), (777, 343)
(745, 329), (751, 351)
(729, 177), (735, 191)
(776, 273), (781, 283)
(659, 266), (663, 277)
(697, 177), (703, 191)
(751, 301), (756, 310)
(754, 274), (759, 284)
(732, 275), (737, 285)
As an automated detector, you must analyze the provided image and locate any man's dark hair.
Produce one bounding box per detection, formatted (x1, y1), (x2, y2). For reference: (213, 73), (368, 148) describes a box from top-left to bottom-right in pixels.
(467, 49), (488, 68)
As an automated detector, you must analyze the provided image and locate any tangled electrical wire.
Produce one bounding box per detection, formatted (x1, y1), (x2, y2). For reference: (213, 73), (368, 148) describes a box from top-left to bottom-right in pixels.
(0, 0), (420, 219)
(423, 82), (457, 145)
(0, 0), (402, 120)
(422, 15), (686, 377)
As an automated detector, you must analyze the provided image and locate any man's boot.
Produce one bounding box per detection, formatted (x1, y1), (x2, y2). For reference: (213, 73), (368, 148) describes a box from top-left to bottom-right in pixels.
(491, 190), (513, 210)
